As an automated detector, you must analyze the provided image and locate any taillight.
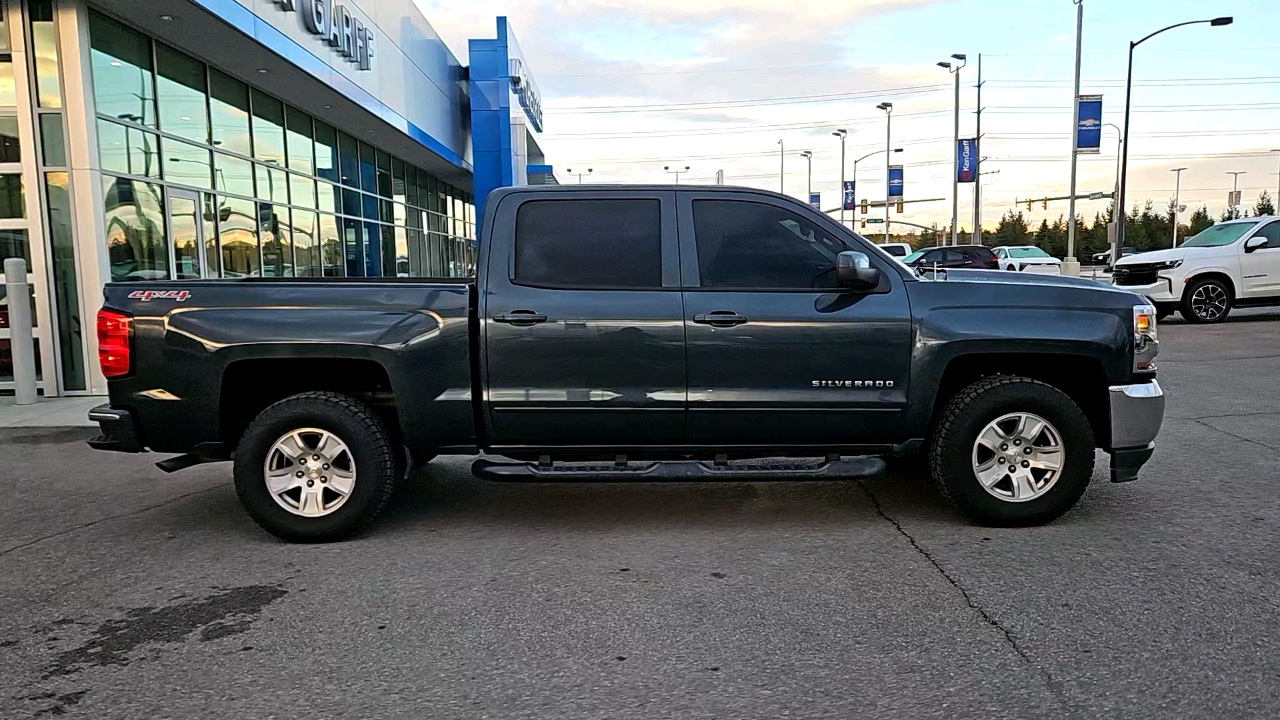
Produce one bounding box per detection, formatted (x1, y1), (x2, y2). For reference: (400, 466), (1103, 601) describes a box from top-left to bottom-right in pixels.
(97, 308), (132, 378)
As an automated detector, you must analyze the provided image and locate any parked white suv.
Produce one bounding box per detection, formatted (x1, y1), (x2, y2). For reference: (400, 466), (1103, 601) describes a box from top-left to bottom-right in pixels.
(993, 246), (1063, 273)
(1112, 216), (1280, 323)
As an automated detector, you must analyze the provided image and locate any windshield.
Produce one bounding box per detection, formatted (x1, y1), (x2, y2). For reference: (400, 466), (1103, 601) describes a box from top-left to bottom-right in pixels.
(903, 250), (925, 263)
(1180, 223), (1255, 248)
(880, 245), (907, 257)
(1008, 247), (1051, 258)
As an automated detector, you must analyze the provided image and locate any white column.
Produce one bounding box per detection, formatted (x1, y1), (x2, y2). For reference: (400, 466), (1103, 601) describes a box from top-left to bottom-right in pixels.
(7, 0), (59, 396)
(56, 0), (108, 394)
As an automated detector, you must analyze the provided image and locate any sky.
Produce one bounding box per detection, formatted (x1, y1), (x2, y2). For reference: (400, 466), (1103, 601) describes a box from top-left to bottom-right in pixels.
(419, 0), (1280, 232)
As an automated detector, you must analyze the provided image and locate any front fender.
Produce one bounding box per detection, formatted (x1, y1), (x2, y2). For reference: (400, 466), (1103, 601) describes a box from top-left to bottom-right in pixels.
(903, 305), (1131, 433)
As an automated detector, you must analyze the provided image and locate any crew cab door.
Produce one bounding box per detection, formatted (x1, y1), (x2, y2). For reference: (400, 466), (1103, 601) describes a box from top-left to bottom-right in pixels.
(677, 191), (913, 444)
(1239, 219), (1280, 297)
(481, 191), (686, 444)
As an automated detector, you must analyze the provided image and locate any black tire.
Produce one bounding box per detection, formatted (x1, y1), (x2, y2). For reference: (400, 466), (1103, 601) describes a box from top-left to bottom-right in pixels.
(929, 376), (1095, 527)
(1155, 305), (1172, 321)
(1180, 276), (1232, 324)
(234, 391), (397, 542)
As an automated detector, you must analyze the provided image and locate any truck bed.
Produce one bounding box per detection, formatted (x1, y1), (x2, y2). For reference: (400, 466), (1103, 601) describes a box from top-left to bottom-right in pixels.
(100, 279), (477, 458)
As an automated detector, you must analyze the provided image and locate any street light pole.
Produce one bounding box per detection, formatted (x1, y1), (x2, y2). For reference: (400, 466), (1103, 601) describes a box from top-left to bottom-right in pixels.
(1271, 149), (1280, 211)
(1116, 16), (1233, 266)
(877, 102), (894, 240)
(777, 139), (784, 194)
(1227, 171), (1246, 218)
(972, 53), (984, 245)
(800, 150), (813, 199)
(851, 148), (903, 231)
(1065, 0), (1084, 276)
(664, 165), (690, 184)
(938, 54), (966, 245)
(1171, 167), (1187, 247)
(833, 130), (848, 227)
(565, 168), (592, 184)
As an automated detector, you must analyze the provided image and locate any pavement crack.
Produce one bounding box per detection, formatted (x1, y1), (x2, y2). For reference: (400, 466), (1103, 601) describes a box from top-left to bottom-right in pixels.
(861, 484), (1082, 719)
(0, 486), (220, 559)
(1189, 418), (1280, 453)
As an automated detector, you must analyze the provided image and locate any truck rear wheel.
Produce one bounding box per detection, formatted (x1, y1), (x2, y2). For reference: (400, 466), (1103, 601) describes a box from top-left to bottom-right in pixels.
(929, 376), (1095, 527)
(233, 391), (397, 542)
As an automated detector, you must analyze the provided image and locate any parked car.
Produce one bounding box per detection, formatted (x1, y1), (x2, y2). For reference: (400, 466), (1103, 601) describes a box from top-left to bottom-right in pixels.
(901, 244), (999, 270)
(1112, 215), (1280, 323)
(88, 185), (1165, 541)
(994, 246), (1063, 274)
(877, 242), (913, 258)
(1094, 246), (1137, 269)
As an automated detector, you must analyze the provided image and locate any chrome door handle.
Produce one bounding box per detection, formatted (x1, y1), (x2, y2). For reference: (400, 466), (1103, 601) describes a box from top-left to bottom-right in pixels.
(493, 311), (548, 325)
(693, 312), (749, 326)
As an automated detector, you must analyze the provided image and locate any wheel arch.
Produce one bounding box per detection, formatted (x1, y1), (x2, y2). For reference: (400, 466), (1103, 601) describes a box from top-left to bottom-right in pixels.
(928, 352), (1110, 450)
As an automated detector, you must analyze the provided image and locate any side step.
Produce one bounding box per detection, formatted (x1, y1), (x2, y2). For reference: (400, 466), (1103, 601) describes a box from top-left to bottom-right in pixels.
(472, 455), (886, 483)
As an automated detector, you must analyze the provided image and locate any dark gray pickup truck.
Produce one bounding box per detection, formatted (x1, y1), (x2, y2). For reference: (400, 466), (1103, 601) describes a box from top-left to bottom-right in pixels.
(89, 185), (1165, 541)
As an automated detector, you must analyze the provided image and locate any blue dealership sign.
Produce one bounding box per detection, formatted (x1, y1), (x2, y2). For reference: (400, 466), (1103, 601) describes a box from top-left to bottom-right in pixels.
(956, 138), (978, 183)
(1076, 95), (1103, 154)
(842, 181), (856, 210)
(888, 166), (904, 198)
(809, 192), (821, 209)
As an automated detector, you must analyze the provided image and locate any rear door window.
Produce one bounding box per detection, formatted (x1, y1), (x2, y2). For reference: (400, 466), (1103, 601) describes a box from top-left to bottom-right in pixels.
(514, 199), (662, 289)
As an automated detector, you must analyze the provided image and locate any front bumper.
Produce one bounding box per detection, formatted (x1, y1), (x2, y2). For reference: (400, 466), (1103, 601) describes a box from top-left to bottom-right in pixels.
(87, 404), (145, 453)
(1112, 276), (1179, 302)
(1107, 381), (1165, 482)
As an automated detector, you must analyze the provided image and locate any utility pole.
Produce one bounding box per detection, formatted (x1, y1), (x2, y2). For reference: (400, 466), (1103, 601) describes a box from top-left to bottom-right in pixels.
(777, 139), (784, 194)
(800, 150), (813, 199)
(1065, 0), (1083, 276)
(938, 54), (966, 245)
(833, 130), (848, 227)
(972, 53), (984, 245)
(1171, 167), (1186, 247)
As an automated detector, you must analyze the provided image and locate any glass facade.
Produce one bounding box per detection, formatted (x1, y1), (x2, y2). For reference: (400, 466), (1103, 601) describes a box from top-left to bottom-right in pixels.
(88, 10), (476, 282)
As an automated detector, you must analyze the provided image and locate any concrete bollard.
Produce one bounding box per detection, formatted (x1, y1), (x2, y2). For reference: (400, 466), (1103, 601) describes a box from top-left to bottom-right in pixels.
(4, 257), (37, 404)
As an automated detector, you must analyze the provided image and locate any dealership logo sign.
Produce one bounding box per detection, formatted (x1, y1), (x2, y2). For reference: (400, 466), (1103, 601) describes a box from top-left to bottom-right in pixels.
(273, 0), (374, 71)
(508, 58), (543, 133)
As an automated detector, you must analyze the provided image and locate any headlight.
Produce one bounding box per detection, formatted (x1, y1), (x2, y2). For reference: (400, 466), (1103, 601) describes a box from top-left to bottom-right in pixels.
(1133, 304), (1159, 371)
(1152, 259), (1183, 271)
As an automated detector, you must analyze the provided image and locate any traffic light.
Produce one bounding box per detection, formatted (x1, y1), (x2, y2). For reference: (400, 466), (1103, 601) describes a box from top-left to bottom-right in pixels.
(860, 219), (867, 229)
(861, 198), (869, 214)
(1042, 198), (1048, 210)
(1026, 199), (1033, 211)
(896, 201), (904, 213)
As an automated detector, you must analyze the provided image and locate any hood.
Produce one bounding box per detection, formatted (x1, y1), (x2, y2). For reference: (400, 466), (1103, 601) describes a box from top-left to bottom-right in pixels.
(932, 268), (1115, 290)
(1115, 245), (1229, 265)
(1016, 256), (1061, 264)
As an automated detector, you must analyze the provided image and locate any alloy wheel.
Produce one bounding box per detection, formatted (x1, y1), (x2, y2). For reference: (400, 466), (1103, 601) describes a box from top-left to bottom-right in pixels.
(263, 428), (357, 517)
(971, 412), (1064, 503)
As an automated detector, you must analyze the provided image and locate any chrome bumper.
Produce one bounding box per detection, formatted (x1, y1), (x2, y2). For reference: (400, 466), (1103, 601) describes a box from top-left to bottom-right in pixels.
(1109, 381), (1165, 449)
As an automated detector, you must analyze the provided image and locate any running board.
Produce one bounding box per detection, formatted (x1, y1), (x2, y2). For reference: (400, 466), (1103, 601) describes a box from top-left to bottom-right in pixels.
(472, 455), (886, 483)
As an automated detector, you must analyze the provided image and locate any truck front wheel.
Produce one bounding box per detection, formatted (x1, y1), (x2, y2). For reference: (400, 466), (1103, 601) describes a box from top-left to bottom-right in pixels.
(1180, 277), (1232, 323)
(233, 391), (398, 542)
(929, 376), (1095, 527)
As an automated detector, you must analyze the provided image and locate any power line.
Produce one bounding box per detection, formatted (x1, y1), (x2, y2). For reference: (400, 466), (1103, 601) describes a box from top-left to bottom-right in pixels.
(545, 84), (948, 114)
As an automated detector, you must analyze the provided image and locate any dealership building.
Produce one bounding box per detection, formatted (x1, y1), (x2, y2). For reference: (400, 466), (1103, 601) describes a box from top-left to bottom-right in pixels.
(0, 0), (549, 396)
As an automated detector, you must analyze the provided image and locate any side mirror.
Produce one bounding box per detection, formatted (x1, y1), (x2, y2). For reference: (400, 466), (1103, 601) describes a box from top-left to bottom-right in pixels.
(837, 251), (882, 290)
(1245, 236), (1268, 252)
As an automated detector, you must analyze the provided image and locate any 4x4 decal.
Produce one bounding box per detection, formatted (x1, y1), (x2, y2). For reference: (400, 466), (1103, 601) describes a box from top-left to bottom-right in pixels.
(128, 290), (191, 302)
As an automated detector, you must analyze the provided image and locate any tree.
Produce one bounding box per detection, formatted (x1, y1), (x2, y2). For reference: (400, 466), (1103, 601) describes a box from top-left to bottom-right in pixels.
(1255, 191), (1275, 217)
(1188, 206), (1213, 236)
(992, 210), (1030, 246)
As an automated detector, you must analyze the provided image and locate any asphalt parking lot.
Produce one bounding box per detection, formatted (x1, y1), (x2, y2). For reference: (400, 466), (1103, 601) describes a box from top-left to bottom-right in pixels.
(3, 308), (1280, 719)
